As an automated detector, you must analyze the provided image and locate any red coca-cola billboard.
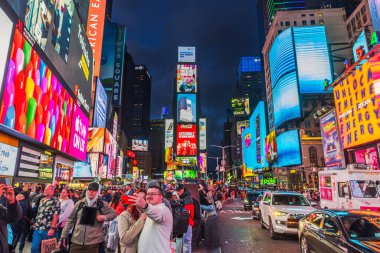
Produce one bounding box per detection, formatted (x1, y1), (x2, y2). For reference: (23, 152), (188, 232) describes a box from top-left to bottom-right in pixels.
(176, 124), (197, 156)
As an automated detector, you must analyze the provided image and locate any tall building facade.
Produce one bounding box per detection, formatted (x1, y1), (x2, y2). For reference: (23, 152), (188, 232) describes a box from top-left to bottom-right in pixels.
(150, 119), (166, 177)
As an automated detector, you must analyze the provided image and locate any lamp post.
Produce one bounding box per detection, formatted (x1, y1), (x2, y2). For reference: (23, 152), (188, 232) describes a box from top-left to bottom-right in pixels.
(208, 156), (222, 181)
(210, 145), (236, 183)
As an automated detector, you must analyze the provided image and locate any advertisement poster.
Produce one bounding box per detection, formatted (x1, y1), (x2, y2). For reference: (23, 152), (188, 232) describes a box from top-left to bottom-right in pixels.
(98, 153), (107, 179)
(177, 64), (197, 92)
(0, 28), (74, 153)
(0, 142), (18, 176)
(73, 161), (93, 178)
(276, 130), (301, 167)
(93, 79), (107, 128)
(68, 103), (89, 161)
(236, 120), (249, 135)
(353, 31), (369, 63)
(199, 118), (206, 150)
(178, 47), (196, 63)
(38, 153), (53, 179)
(177, 94), (196, 123)
(0, 7), (13, 93)
(132, 139), (148, 151)
(244, 133), (251, 148)
(176, 124), (197, 156)
(354, 147), (379, 170)
(104, 129), (116, 178)
(320, 110), (343, 168)
(88, 153), (99, 178)
(334, 58), (380, 149)
(176, 156), (197, 166)
(165, 119), (173, 148)
(87, 128), (105, 152)
(174, 170), (197, 179)
(265, 131), (278, 163)
(50, 0), (74, 62)
(231, 97), (250, 116)
(199, 153), (207, 174)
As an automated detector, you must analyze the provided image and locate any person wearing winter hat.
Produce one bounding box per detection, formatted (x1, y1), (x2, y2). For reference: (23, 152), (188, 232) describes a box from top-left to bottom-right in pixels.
(58, 182), (117, 253)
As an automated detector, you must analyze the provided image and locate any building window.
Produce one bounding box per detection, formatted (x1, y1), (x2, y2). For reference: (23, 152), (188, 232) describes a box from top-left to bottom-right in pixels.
(301, 14), (306, 17)
(310, 13), (314, 17)
(281, 21), (284, 26)
(319, 19), (324, 25)
(363, 14), (367, 23)
(302, 20), (307, 25)
(361, 6), (366, 14)
(285, 21), (290, 26)
(305, 120), (311, 128)
(311, 20), (316, 25)
(314, 120), (320, 128)
(294, 21), (297, 25)
(309, 147), (318, 166)
(303, 101), (308, 108)
(318, 13), (323, 17)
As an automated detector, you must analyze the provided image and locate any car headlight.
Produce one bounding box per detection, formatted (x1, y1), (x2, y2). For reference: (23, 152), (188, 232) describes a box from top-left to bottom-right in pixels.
(273, 210), (288, 217)
(244, 199), (249, 203)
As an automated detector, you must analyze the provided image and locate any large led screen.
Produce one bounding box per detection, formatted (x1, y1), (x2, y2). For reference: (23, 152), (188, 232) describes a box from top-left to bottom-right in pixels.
(177, 94), (196, 123)
(87, 128), (105, 152)
(165, 119), (174, 148)
(354, 147), (379, 170)
(265, 131), (278, 163)
(132, 139), (148, 151)
(199, 118), (206, 150)
(176, 124), (197, 156)
(0, 7), (13, 94)
(199, 153), (207, 174)
(273, 72), (301, 128)
(320, 110), (343, 168)
(242, 128), (254, 171)
(68, 103), (89, 161)
(177, 64), (197, 93)
(236, 120), (249, 135)
(249, 101), (267, 168)
(369, 0), (380, 33)
(276, 130), (302, 167)
(334, 57), (380, 149)
(353, 30), (369, 63)
(93, 79), (107, 128)
(294, 26), (333, 93)
(0, 28), (74, 153)
(100, 22), (117, 93)
(73, 161), (93, 178)
(178, 47), (196, 63)
(231, 97), (250, 117)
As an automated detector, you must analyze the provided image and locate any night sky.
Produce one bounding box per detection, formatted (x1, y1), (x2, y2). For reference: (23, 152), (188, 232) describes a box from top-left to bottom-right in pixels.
(112, 0), (260, 174)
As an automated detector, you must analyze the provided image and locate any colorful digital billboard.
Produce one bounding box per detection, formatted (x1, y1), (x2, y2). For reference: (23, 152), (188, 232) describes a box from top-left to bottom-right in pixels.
(276, 130), (302, 167)
(353, 147), (379, 170)
(177, 64), (197, 93)
(100, 22), (117, 94)
(353, 30), (369, 63)
(176, 156), (197, 166)
(93, 79), (107, 128)
(73, 161), (93, 178)
(236, 120), (249, 135)
(334, 57), (380, 149)
(265, 131), (278, 163)
(272, 72), (301, 128)
(320, 110), (343, 168)
(369, 0), (380, 33)
(165, 119), (174, 148)
(199, 118), (206, 150)
(177, 94), (196, 123)
(178, 47), (196, 63)
(0, 7), (13, 94)
(132, 139), (148, 151)
(87, 128), (105, 152)
(199, 153), (207, 174)
(176, 124), (197, 156)
(294, 26), (333, 94)
(231, 97), (250, 117)
(68, 103), (89, 161)
(242, 128), (254, 174)
(104, 129), (117, 178)
(174, 170), (197, 180)
(0, 28), (74, 153)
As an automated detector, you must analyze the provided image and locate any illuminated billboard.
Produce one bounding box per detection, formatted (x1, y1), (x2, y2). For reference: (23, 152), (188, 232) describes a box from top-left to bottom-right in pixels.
(132, 139), (148, 151)
(276, 130), (302, 167)
(334, 57), (380, 149)
(353, 30), (369, 63)
(100, 23), (117, 93)
(320, 110), (343, 168)
(0, 28), (74, 153)
(231, 97), (250, 116)
(199, 153), (207, 174)
(369, 0), (380, 32)
(294, 26), (333, 94)
(104, 129), (117, 178)
(272, 72), (301, 128)
(178, 47), (196, 63)
(199, 118), (206, 150)
(177, 94), (196, 123)
(174, 170), (197, 180)
(165, 119), (174, 148)
(87, 128), (105, 153)
(177, 64), (197, 93)
(176, 124), (197, 156)
(0, 7), (13, 93)
(242, 128), (254, 173)
(265, 131), (278, 163)
(68, 103), (89, 162)
(236, 120), (249, 135)
(93, 79), (107, 128)
(176, 156), (197, 166)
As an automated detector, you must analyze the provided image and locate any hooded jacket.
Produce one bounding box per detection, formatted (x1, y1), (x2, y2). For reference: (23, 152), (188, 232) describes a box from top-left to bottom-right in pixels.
(180, 189), (194, 227)
(0, 198), (23, 253)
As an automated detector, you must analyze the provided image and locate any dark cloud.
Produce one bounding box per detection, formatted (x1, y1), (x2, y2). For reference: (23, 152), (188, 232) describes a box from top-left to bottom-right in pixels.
(112, 0), (259, 172)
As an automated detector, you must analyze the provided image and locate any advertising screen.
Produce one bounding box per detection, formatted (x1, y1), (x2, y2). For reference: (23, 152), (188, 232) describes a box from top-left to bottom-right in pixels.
(165, 119), (174, 148)
(87, 128), (105, 152)
(242, 128), (254, 172)
(368, 0), (380, 32)
(100, 22), (117, 94)
(334, 57), (380, 149)
(177, 94), (196, 123)
(244, 132), (251, 148)
(276, 130), (301, 167)
(320, 110), (343, 168)
(177, 64), (197, 93)
(104, 129), (117, 178)
(265, 131), (278, 163)
(236, 120), (249, 135)
(68, 103), (89, 161)
(176, 124), (197, 156)
(132, 139), (148, 151)
(273, 72), (301, 127)
(86, 0), (106, 76)
(0, 28), (74, 153)
(199, 153), (207, 174)
(231, 97), (250, 117)
(0, 138), (18, 177)
(73, 161), (93, 178)
(249, 101), (268, 167)
(199, 118), (206, 150)
(174, 170), (197, 180)
(353, 30), (369, 63)
(354, 147), (379, 170)
(0, 7), (13, 94)
(178, 47), (196, 63)
(176, 156), (197, 166)
(294, 26), (333, 93)
(88, 153), (99, 178)
(93, 79), (107, 128)
(38, 153), (53, 179)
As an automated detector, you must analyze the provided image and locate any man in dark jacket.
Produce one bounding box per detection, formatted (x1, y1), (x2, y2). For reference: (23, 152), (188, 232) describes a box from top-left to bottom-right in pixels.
(0, 184), (23, 253)
(176, 184), (194, 253)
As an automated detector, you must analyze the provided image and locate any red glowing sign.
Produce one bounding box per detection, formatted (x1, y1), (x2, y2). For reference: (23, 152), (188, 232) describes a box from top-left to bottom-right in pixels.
(176, 124), (197, 156)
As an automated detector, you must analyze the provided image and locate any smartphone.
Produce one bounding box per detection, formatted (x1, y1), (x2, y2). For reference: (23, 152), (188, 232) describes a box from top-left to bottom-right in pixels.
(0, 178), (7, 185)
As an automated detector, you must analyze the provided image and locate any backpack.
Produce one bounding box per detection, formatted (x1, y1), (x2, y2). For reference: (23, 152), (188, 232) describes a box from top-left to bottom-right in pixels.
(171, 200), (190, 238)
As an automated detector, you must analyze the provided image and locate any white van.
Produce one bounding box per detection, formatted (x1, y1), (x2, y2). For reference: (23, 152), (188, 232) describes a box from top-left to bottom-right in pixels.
(319, 167), (380, 211)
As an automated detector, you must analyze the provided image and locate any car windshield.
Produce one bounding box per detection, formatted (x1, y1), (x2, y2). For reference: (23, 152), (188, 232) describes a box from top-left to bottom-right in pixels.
(341, 216), (380, 240)
(272, 194), (310, 206)
(247, 192), (259, 201)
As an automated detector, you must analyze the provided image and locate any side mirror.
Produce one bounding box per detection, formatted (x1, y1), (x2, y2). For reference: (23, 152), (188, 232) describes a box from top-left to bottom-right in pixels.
(310, 202), (317, 207)
(323, 229), (340, 238)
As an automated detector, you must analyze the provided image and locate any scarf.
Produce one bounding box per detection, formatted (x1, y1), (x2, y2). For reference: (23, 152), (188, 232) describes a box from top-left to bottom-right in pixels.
(85, 191), (99, 207)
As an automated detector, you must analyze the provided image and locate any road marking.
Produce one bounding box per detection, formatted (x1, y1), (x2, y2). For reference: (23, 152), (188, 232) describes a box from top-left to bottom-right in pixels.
(230, 216), (253, 220)
(219, 210), (251, 214)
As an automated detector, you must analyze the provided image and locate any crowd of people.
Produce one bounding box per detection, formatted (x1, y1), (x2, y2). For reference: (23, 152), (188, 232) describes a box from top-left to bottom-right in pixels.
(0, 180), (229, 253)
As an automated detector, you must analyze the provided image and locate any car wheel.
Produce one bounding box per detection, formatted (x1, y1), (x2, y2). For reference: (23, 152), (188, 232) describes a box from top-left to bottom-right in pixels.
(260, 215), (266, 229)
(269, 217), (279, 240)
(300, 236), (310, 253)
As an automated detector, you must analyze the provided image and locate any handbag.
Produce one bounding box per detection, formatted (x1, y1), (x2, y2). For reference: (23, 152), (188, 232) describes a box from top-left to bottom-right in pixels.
(41, 238), (57, 253)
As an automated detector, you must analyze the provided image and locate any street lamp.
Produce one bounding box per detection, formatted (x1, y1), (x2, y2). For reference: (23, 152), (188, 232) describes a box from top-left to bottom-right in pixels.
(208, 156), (222, 181)
(210, 145), (236, 183)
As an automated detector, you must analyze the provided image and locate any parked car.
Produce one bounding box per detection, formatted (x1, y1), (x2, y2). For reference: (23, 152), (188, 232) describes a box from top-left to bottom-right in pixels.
(243, 190), (264, 210)
(299, 210), (380, 253)
(252, 195), (263, 219)
(259, 191), (316, 240)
